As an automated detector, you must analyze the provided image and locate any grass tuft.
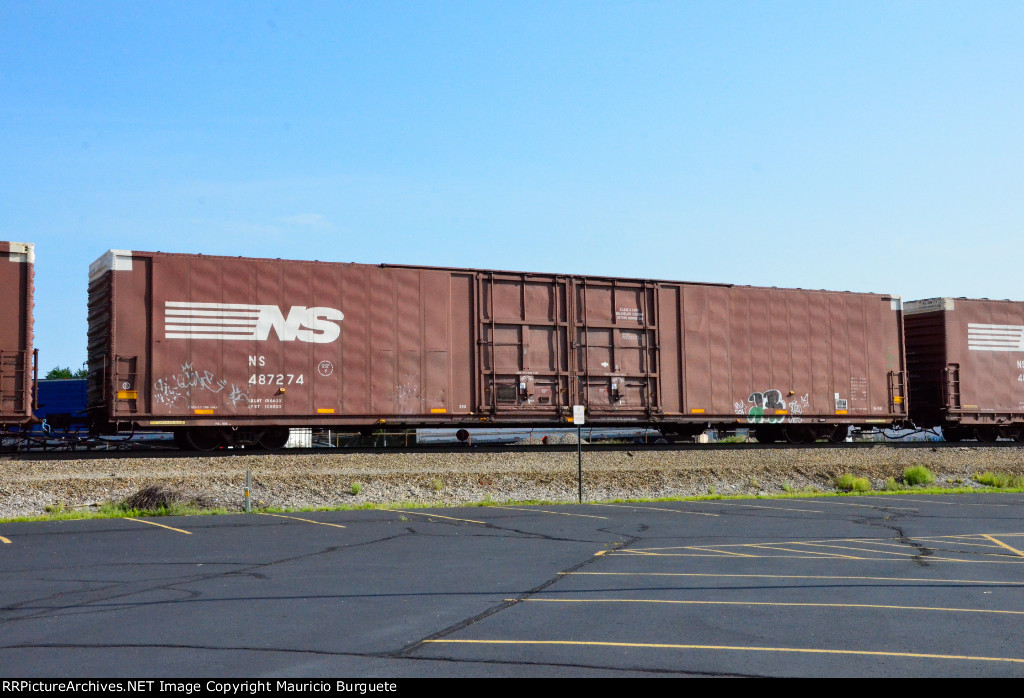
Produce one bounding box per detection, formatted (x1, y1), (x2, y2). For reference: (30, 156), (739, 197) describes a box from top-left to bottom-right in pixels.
(903, 465), (936, 486)
(835, 474), (871, 492)
(973, 471), (1024, 489)
(350, 482), (363, 496)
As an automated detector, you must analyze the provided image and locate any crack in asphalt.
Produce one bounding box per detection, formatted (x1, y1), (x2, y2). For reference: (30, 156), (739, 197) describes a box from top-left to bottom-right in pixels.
(393, 532), (642, 657)
(850, 511), (934, 566)
(0, 514), (612, 627)
(0, 642), (760, 677)
(0, 531), (418, 625)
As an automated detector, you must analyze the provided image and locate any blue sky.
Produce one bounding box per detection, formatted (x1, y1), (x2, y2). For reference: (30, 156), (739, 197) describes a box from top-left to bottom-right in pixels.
(2, 1), (1023, 371)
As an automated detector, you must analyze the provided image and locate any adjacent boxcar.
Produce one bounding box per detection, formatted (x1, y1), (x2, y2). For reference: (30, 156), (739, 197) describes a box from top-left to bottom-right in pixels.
(905, 297), (1024, 441)
(0, 241), (35, 430)
(87, 250), (907, 448)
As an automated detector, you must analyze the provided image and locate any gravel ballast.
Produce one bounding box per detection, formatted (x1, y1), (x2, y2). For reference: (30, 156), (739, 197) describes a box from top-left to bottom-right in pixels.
(1, 446), (1023, 519)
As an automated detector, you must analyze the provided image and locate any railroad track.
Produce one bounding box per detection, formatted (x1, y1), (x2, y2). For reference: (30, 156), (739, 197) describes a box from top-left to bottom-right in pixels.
(4, 439), (1023, 461)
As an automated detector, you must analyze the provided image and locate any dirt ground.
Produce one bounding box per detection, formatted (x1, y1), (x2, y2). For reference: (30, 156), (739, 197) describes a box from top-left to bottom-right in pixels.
(2, 445), (1023, 518)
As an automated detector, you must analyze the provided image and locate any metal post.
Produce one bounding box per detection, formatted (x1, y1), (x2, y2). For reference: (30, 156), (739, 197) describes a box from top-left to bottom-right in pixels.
(577, 424), (582, 503)
(573, 404), (585, 503)
(245, 469), (252, 513)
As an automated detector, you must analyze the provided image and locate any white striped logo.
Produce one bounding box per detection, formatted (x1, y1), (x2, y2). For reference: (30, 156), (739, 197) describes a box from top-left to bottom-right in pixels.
(967, 323), (1024, 352)
(165, 302), (343, 343)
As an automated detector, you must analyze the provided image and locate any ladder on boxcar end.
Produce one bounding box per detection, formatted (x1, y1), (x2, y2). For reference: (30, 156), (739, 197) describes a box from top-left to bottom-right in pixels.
(942, 364), (961, 410)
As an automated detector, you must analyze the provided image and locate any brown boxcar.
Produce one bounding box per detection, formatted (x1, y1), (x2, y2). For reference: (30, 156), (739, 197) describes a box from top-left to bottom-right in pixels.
(0, 242), (35, 430)
(905, 297), (1024, 441)
(87, 250), (907, 448)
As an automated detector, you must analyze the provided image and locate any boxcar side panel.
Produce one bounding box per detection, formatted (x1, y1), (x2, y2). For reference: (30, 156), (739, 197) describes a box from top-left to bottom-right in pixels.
(93, 252), (478, 427)
(680, 286), (904, 428)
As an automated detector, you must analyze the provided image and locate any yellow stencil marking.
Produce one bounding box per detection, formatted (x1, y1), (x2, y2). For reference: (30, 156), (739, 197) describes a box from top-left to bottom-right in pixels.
(424, 639), (1024, 664)
(0, 536), (10, 544)
(124, 518), (192, 535)
(592, 503), (718, 517)
(381, 509), (486, 525)
(259, 513), (346, 529)
(488, 505), (608, 520)
(982, 534), (1024, 558)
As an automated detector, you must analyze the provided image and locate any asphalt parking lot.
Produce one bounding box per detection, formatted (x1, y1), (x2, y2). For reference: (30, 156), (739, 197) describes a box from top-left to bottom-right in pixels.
(2, 493), (1023, 677)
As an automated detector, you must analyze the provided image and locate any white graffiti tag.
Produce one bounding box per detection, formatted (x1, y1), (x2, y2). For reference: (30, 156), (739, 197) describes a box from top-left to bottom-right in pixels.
(152, 363), (237, 406)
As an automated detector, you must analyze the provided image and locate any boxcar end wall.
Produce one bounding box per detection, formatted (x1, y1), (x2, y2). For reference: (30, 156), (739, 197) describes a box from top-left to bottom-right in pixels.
(0, 241), (35, 429)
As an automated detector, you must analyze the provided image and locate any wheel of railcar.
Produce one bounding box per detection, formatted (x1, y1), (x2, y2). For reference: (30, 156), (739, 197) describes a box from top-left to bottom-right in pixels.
(829, 425), (849, 443)
(976, 427), (1000, 443)
(186, 428), (224, 451)
(258, 427), (290, 450)
(943, 426), (963, 443)
(754, 426), (781, 444)
(173, 429), (190, 450)
(1015, 429), (1024, 443)
(784, 426), (812, 444)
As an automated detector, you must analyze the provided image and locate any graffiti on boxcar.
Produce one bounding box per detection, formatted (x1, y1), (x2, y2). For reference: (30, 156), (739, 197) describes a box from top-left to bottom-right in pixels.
(736, 389), (807, 424)
(228, 384), (249, 406)
(153, 362), (241, 407)
(787, 393), (809, 423)
(745, 389), (786, 424)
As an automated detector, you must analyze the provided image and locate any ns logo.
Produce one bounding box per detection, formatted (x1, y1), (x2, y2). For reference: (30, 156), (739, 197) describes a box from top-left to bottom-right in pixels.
(164, 302), (344, 343)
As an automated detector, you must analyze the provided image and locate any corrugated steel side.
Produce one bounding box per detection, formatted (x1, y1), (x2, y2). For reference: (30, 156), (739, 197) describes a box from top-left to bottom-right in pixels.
(88, 249), (907, 434)
(905, 298), (1024, 429)
(677, 285), (905, 429)
(91, 251), (476, 427)
(0, 242), (34, 426)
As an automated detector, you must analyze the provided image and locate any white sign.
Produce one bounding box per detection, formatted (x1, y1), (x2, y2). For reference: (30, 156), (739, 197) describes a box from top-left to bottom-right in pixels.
(573, 405), (586, 425)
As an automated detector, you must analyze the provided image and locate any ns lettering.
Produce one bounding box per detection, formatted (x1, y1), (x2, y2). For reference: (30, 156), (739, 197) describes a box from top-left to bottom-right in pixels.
(256, 306), (344, 343)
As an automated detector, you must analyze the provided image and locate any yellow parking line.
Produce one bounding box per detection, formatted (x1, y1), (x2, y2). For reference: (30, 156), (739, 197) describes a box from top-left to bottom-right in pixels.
(517, 598), (1024, 615)
(425, 639), (1024, 664)
(259, 513), (346, 529)
(913, 539), (1009, 551)
(693, 501), (823, 514)
(629, 535), (899, 552)
(796, 542), (919, 558)
(748, 544), (866, 560)
(592, 503), (718, 517)
(814, 500), (918, 511)
(608, 551), (841, 559)
(0, 536), (10, 544)
(925, 556), (1024, 565)
(685, 546), (758, 558)
(489, 505), (609, 520)
(124, 518), (191, 535)
(570, 571), (1022, 585)
(982, 534), (1024, 558)
(868, 496), (1008, 508)
(380, 509), (487, 525)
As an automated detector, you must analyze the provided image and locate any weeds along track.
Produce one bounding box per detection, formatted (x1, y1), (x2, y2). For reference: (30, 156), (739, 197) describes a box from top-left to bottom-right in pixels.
(1, 445), (1022, 519)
